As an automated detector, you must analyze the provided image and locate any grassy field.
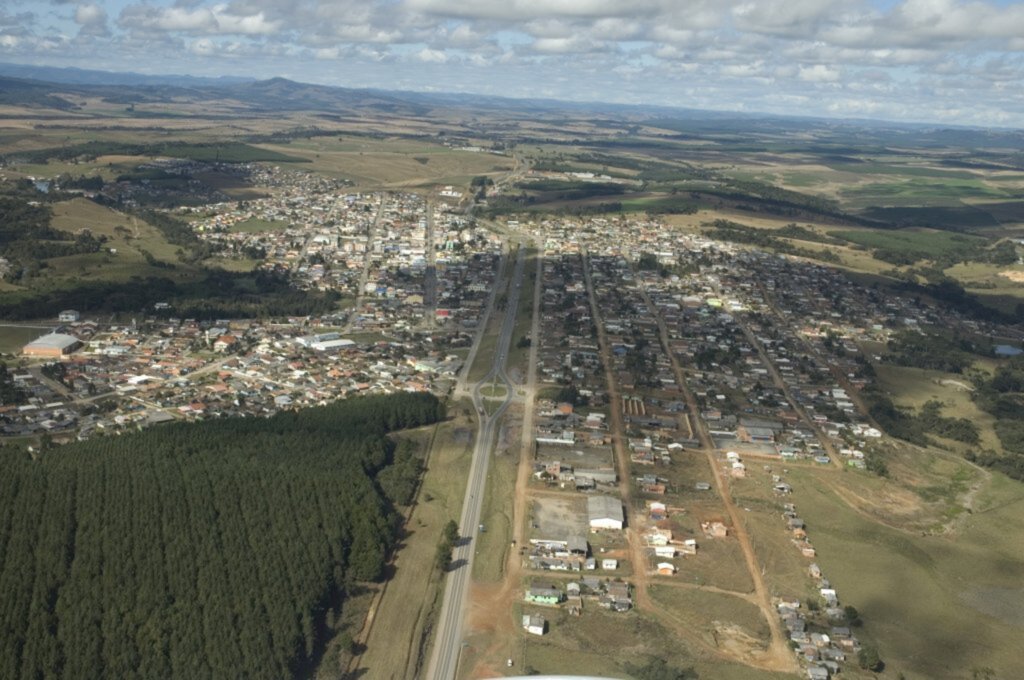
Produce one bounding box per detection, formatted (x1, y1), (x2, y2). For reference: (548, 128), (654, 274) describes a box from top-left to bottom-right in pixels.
(619, 194), (703, 213)
(833, 227), (988, 256)
(479, 383), (509, 399)
(201, 257), (262, 272)
(11, 157), (145, 181)
(505, 249), (537, 378)
(258, 137), (514, 188)
(729, 466), (824, 599)
(874, 363), (1003, 452)
(509, 607), (794, 680)
(229, 217), (290, 233)
(468, 309), (505, 383)
(354, 411), (475, 679)
(840, 177), (1011, 208)
(0, 325), (51, 356)
(648, 585), (769, 642)
(0, 198), (217, 301)
(787, 465), (1024, 679)
(946, 261), (1024, 298)
(470, 430), (518, 582)
(50, 198), (184, 264)
(681, 531), (756, 594)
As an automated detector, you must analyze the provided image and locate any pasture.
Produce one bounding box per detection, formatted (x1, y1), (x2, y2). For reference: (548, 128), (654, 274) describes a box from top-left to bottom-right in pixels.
(874, 363), (1002, 452)
(0, 325), (51, 355)
(832, 228), (988, 257)
(787, 465), (1024, 680)
(257, 137), (514, 188)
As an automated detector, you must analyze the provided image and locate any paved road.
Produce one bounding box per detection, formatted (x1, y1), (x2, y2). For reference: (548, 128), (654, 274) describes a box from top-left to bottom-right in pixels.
(344, 195), (387, 333)
(425, 247), (526, 680)
(422, 200), (438, 330)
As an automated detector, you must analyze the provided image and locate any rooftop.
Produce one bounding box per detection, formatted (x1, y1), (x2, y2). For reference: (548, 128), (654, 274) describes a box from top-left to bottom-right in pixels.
(25, 333), (80, 350)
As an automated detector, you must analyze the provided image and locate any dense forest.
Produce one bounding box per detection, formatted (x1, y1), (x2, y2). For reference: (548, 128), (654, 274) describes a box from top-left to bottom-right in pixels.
(0, 392), (445, 679)
(4, 140), (305, 165)
(0, 269), (341, 320)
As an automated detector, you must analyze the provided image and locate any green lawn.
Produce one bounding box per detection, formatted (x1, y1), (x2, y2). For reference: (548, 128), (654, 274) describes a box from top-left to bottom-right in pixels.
(874, 363), (1002, 452)
(0, 326), (51, 355)
(229, 217), (290, 233)
(470, 439), (517, 582)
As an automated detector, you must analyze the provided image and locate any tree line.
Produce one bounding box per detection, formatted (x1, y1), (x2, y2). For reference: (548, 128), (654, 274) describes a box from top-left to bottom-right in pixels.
(0, 269), (341, 320)
(704, 220), (841, 263)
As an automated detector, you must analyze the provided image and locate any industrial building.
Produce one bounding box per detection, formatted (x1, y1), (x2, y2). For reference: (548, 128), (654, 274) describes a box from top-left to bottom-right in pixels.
(587, 495), (624, 530)
(22, 333), (82, 358)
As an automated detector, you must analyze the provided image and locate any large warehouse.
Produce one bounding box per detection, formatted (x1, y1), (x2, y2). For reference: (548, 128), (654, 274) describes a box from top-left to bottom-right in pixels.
(22, 333), (82, 358)
(587, 495), (624, 530)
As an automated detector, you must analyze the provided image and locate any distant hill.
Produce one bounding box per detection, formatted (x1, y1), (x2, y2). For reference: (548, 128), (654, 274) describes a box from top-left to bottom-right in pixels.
(0, 75), (82, 111)
(0, 62), (253, 88)
(1, 62), (1023, 147)
(212, 77), (434, 116)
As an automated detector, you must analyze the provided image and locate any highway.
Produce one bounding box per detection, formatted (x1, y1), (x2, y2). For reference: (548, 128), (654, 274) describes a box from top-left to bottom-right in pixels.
(425, 246), (527, 680)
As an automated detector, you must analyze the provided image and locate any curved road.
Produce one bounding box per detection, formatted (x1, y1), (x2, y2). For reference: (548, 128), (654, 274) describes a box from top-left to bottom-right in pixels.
(426, 247), (527, 680)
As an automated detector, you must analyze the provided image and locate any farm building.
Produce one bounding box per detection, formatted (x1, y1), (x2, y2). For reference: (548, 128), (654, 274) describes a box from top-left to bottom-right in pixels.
(587, 495), (624, 530)
(521, 614), (547, 635)
(525, 583), (564, 605)
(22, 333), (82, 358)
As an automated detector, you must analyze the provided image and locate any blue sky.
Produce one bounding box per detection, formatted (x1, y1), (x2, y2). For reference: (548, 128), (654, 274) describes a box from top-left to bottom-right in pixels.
(5, 0), (1024, 127)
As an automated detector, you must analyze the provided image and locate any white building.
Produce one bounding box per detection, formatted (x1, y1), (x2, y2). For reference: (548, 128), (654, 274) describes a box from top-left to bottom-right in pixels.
(588, 495), (624, 530)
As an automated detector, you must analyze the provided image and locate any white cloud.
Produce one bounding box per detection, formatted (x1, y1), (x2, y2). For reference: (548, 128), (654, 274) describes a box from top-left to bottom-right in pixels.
(798, 63), (839, 82)
(528, 35), (605, 54)
(720, 59), (767, 77)
(119, 4), (280, 36)
(315, 46), (340, 59)
(1, 0), (1023, 126)
(405, 0), (662, 21)
(415, 46), (447, 62)
(189, 37), (216, 55)
(732, 0), (847, 38)
(74, 5), (106, 27)
(74, 3), (110, 37)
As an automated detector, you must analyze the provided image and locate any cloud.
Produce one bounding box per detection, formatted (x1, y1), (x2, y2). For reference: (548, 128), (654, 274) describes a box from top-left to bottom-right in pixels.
(0, 0), (1023, 126)
(415, 46), (447, 62)
(732, 0), (847, 38)
(405, 0), (662, 21)
(74, 3), (110, 37)
(119, 4), (280, 36)
(798, 63), (840, 82)
(527, 35), (607, 54)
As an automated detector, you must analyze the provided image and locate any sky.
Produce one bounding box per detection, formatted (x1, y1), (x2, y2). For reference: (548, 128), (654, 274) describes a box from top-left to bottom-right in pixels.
(5, 0), (1024, 128)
